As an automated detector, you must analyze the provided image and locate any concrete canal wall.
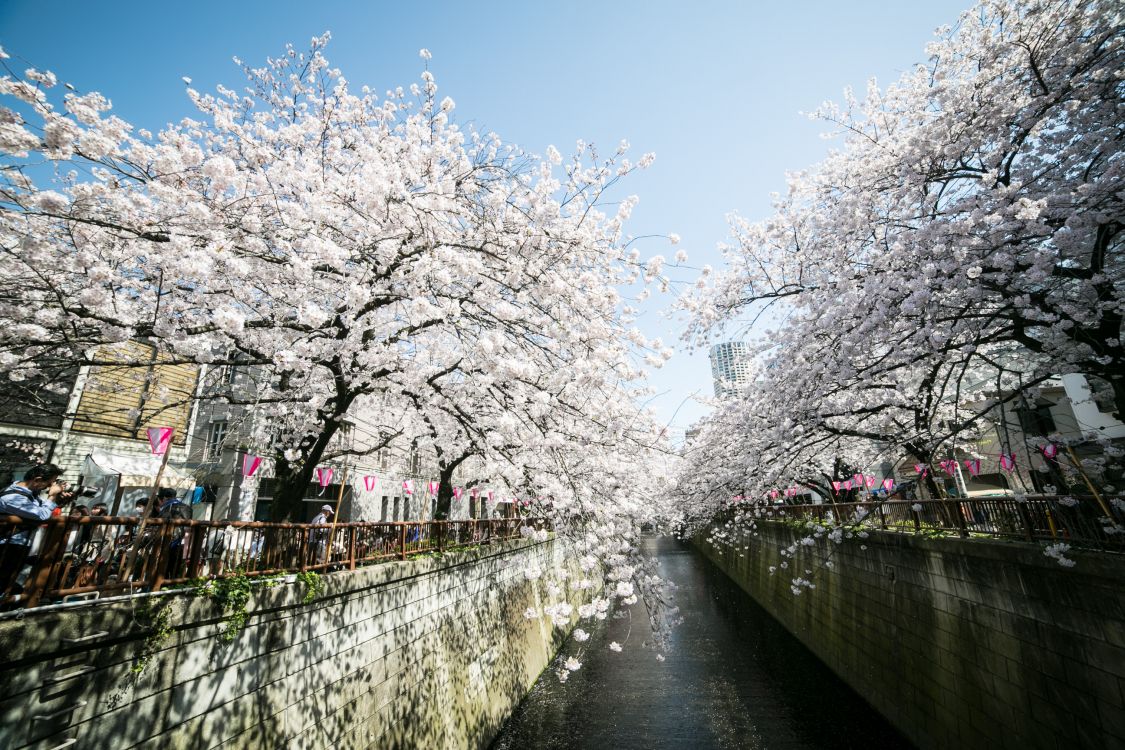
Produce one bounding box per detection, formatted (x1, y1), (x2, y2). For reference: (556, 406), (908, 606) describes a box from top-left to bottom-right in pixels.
(697, 522), (1125, 750)
(0, 537), (577, 750)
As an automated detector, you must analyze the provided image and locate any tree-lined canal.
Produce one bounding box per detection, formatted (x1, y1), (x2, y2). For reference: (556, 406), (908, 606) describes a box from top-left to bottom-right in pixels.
(491, 536), (911, 749)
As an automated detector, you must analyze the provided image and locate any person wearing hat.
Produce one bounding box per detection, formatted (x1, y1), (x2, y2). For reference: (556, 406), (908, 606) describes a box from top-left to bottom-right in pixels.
(310, 504), (334, 564)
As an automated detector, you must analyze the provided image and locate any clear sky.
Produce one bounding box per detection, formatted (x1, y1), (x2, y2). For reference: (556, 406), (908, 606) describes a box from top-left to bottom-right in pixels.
(1, 0), (970, 438)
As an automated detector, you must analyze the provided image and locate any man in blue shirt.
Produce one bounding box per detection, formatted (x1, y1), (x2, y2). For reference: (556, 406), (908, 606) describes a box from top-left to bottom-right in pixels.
(0, 463), (70, 598)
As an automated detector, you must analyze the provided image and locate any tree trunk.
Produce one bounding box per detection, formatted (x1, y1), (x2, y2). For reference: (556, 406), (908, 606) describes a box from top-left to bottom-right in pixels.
(271, 418), (344, 521)
(433, 454), (472, 520)
(434, 464), (456, 520)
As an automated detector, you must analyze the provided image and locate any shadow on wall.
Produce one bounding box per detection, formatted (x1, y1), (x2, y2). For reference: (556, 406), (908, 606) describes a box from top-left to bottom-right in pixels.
(698, 523), (1125, 750)
(0, 537), (586, 750)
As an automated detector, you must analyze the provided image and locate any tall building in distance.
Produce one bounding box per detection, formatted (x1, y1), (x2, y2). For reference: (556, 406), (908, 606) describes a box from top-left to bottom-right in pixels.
(709, 341), (752, 398)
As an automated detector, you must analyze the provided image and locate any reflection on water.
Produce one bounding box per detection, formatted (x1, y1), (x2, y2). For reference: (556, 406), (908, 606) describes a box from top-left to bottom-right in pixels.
(491, 536), (912, 749)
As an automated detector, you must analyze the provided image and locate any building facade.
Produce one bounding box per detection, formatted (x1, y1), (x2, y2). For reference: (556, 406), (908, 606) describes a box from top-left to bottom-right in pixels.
(0, 342), (200, 513)
(708, 341), (752, 398)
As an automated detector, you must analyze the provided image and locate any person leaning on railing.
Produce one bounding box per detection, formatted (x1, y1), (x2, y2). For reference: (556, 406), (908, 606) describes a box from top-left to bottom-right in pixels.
(0, 463), (74, 600)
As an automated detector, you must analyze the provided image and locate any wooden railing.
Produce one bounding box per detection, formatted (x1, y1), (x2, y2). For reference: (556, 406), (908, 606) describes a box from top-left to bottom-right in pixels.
(0, 516), (549, 610)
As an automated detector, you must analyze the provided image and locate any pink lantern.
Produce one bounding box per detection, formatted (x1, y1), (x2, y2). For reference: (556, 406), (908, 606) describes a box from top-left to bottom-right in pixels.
(865, 475), (876, 488)
(428, 481), (438, 496)
(453, 487), (463, 500)
(363, 476), (378, 492)
(1042, 443), (1059, 460)
(402, 479), (413, 495)
(242, 454), (262, 478)
(882, 478), (895, 492)
(939, 460), (957, 477)
(843, 480), (853, 490)
(963, 459), (981, 477)
(999, 453), (1016, 473)
(914, 463), (929, 476)
(146, 427), (174, 455)
(853, 473), (864, 486)
(315, 467), (333, 487)
(770, 490), (779, 499)
(831, 481), (842, 493)
(487, 490), (494, 502)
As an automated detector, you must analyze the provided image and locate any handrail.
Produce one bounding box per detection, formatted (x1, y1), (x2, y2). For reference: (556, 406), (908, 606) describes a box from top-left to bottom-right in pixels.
(0, 515), (550, 610)
(717, 495), (1125, 551)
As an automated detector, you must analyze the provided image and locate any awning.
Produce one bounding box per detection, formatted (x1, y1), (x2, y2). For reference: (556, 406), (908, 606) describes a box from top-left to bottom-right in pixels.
(83, 450), (195, 490)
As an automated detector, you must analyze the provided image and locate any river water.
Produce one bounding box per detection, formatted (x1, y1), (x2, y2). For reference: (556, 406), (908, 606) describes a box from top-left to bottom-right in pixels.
(491, 536), (912, 749)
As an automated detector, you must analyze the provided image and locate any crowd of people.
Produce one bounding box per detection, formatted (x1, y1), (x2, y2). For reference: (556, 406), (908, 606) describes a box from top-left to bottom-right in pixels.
(0, 465), (213, 607)
(1, 463), (523, 609)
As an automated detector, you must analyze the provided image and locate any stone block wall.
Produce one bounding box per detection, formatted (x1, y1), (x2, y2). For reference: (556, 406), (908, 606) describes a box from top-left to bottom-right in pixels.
(0, 537), (578, 749)
(697, 523), (1125, 749)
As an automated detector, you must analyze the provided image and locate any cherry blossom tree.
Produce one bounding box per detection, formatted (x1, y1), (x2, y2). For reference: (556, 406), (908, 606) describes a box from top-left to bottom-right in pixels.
(678, 0), (1123, 513)
(0, 36), (673, 508)
(1, 36), (681, 661)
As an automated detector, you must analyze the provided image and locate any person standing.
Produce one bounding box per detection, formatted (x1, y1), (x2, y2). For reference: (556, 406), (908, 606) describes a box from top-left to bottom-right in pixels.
(155, 488), (192, 580)
(0, 463), (70, 599)
(310, 504), (333, 564)
(311, 504), (333, 526)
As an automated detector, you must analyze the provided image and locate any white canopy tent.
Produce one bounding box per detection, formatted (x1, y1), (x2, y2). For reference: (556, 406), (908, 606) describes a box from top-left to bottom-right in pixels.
(81, 450), (195, 514)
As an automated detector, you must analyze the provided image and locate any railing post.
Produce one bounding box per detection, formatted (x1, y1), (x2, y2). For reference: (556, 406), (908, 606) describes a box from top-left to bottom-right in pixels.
(877, 503), (887, 530)
(399, 523), (407, 561)
(1017, 502), (1036, 542)
(437, 522), (444, 553)
(911, 506), (921, 532)
(150, 522), (175, 592)
(299, 526), (308, 572)
(1045, 507), (1059, 539)
(954, 501), (969, 538)
(348, 527), (357, 570)
(187, 523), (207, 579)
(24, 520), (68, 608)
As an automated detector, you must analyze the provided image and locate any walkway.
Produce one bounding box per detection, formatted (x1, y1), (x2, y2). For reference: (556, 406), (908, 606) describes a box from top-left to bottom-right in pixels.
(491, 536), (911, 749)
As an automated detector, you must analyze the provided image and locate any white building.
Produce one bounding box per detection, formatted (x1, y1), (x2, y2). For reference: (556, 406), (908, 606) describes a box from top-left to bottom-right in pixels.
(709, 342), (752, 398)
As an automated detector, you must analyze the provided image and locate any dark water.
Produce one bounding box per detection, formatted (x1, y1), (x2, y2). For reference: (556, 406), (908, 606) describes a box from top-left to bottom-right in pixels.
(491, 536), (912, 749)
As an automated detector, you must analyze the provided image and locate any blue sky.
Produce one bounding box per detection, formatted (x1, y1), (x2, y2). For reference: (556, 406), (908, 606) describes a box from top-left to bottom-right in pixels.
(1, 0), (970, 437)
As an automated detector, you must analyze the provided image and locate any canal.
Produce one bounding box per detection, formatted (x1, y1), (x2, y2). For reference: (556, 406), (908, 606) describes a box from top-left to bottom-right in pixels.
(491, 536), (912, 749)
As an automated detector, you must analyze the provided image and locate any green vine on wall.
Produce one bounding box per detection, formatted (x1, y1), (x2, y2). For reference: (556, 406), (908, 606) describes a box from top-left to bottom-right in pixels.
(193, 572), (282, 643)
(130, 598), (176, 674)
(295, 570), (324, 604)
(126, 569), (325, 683)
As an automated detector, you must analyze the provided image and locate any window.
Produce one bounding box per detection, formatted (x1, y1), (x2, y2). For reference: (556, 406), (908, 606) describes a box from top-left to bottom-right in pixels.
(1019, 403), (1057, 436)
(206, 420), (228, 460)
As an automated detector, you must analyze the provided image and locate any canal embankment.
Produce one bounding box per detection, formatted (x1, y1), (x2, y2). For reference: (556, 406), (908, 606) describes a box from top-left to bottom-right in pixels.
(0, 536), (581, 750)
(696, 521), (1125, 749)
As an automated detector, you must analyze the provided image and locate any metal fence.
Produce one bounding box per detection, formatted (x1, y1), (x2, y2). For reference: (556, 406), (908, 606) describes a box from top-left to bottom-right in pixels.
(0, 515), (549, 610)
(733, 495), (1125, 551)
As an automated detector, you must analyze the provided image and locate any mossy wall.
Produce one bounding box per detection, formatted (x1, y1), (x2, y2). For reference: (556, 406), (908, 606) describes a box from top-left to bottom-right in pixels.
(0, 537), (578, 749)
(697, 523), (1125, 749)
